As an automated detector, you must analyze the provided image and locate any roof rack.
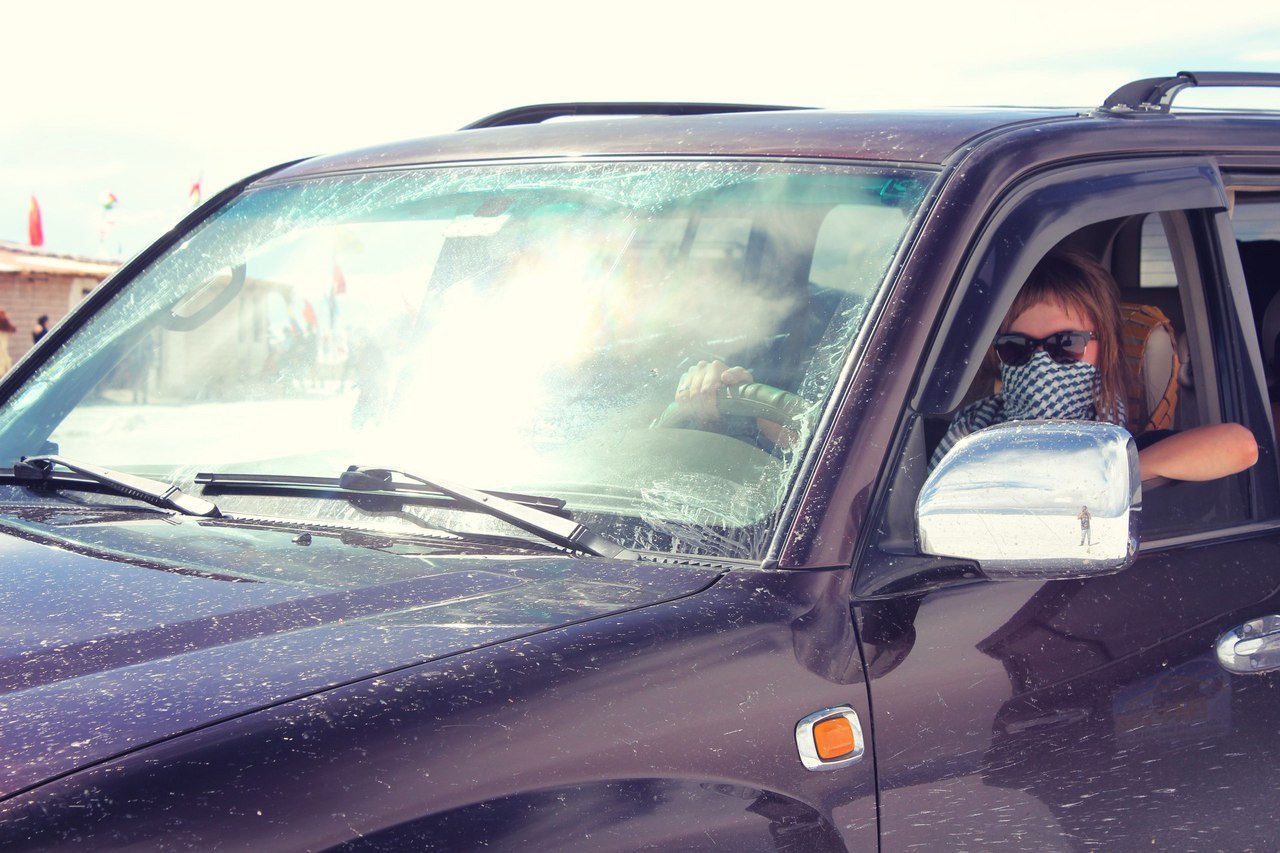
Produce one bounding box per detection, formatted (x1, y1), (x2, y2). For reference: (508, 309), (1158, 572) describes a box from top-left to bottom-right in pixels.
(462, 102), (811, 130)
(1102, 71), (1280, 116)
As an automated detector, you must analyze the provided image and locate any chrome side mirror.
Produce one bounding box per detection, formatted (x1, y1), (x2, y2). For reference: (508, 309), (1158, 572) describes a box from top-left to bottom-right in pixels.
(917, 421), (1140, 580)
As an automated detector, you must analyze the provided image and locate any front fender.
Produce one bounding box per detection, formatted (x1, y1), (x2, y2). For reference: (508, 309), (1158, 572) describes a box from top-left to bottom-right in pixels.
(0, 570), (872, 851)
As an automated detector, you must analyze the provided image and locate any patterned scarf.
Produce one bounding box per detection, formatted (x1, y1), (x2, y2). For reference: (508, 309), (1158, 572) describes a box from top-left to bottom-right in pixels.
(999, 350), (1100, 421)
(930, 350), (1123, 470)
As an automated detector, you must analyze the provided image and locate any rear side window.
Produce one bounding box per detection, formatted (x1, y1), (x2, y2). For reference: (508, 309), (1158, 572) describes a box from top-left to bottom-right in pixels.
(1228, 191), (1280, 428)
(1232, 194), (1280, 241)
(1139, 215), (1179, 289)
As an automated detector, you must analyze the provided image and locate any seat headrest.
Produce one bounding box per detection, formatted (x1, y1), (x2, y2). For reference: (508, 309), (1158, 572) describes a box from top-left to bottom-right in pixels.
(1119, 303), (1180, 433)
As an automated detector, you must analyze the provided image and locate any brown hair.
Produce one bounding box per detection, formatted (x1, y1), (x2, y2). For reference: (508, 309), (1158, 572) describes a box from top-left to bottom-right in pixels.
(1001, 252), (1126, 424)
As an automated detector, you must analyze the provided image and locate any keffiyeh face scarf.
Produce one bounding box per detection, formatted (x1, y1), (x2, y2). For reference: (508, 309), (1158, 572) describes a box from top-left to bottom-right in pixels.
(1000, 349), (1101, 421)
(929, 348), (1126, 472)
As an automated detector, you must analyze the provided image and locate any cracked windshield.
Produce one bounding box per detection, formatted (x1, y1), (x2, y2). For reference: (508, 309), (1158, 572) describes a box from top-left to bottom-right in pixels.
(0, 162), (930, 559)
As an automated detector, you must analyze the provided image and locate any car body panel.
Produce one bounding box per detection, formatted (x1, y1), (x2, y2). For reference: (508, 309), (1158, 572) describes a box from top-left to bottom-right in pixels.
(265, 109), (1069, 179)
(0, 501), (722, 799)
(863, 532), (1280, 849)
(0, 569), (876, 851)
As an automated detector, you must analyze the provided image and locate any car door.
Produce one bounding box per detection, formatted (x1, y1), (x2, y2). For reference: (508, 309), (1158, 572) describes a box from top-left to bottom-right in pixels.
(855, 157), (1280, 850)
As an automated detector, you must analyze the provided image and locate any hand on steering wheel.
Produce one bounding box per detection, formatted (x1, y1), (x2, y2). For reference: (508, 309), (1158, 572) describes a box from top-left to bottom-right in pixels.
(658, 360), (809, 449)
(671, 360), (752, 426)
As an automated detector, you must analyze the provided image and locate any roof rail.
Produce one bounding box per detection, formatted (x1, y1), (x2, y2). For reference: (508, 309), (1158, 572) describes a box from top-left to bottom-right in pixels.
(1102, 71), (1280, 116)
(462, 102), (811, 130)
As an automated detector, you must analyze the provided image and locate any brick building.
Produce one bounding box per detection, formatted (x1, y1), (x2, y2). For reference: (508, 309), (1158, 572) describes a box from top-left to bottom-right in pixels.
(0, 241), (119, 370)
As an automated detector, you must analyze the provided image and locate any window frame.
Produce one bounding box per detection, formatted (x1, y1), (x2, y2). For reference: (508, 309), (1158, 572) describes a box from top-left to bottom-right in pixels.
(914, 158), (1227, 416)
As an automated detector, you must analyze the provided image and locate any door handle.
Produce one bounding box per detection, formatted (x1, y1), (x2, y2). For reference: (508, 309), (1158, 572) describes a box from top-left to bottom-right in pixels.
(1216, 615), (1280, 674)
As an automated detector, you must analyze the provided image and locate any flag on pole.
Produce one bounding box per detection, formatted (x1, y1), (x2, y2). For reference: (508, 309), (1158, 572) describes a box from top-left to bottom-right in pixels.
(328, 261), (347, 325)
(189, 176), (202, 208)
(98, 191), (119, 251)
(28, 197), (44, 247)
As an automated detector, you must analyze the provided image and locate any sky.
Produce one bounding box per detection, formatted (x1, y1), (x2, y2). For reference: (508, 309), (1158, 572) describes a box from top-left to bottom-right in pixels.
(4, 0), (1280, 260)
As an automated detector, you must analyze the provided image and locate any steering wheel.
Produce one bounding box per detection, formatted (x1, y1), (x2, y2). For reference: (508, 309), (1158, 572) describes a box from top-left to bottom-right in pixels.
(656, 382), (810, 430)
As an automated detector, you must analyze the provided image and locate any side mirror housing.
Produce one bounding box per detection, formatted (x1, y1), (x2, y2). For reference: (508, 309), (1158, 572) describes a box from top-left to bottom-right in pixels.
(917, 421), (1140, 580)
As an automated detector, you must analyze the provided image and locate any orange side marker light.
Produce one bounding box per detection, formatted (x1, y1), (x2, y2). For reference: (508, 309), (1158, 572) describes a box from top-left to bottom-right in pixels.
(813, 716), (856, 760)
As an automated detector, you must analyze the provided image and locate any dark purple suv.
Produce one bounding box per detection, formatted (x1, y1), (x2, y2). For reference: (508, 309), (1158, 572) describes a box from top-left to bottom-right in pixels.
(2, 72), (1280, 850)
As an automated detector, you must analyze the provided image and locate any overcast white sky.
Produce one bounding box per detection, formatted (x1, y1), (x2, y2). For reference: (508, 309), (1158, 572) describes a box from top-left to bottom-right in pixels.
(4, 0), (1280, 259)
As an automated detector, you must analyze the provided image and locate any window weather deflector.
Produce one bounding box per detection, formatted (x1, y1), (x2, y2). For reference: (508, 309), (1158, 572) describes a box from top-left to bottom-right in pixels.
(462, 102), (813, 130)
(1102, 71), (1280, 115)
(340, 465), (637, 561)
(12, 455), (222, 518)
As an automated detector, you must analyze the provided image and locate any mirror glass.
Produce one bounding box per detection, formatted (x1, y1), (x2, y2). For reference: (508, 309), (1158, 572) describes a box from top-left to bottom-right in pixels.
(918, 421), (1140, 578)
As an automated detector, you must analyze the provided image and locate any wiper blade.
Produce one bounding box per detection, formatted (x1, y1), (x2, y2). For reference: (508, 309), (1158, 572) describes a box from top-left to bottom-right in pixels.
(13, 454), (222, 518)
(340, 465), (638, 561)
(194, 471), (568, 514)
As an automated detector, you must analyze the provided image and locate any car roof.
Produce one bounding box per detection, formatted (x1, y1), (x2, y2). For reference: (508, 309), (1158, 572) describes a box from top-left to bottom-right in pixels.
(262, 107), (1078, 181)
(258, 73), (1280, 184)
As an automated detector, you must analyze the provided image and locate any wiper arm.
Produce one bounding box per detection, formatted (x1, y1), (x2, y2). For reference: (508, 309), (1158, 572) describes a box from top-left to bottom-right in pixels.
(340, 465), (638, 560)
(194, 471), (569, 514)
(13, 454), (222, 518)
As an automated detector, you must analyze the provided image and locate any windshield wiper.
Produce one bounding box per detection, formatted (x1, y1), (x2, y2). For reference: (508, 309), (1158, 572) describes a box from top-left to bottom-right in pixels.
(12, 455), (222, 518)
(340, 465), (638, 561)
(194, 471), (569, 514)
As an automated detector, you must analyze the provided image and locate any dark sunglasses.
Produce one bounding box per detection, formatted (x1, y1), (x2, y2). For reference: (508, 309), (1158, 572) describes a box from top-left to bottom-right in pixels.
(993, 330), (1094, 366)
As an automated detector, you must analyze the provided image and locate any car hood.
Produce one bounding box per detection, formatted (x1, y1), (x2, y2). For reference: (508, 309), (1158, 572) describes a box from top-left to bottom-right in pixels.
(0, 503), (723, 799)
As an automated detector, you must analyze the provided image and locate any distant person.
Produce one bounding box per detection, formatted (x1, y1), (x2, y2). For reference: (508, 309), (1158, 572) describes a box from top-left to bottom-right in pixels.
(0, 310), (15, 374)
(131, 335), (157, 404)
(31, 315), (50, 346)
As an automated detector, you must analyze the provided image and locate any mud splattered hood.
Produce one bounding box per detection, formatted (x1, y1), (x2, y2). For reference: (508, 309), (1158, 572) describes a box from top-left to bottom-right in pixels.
(0, 503), (723, 799)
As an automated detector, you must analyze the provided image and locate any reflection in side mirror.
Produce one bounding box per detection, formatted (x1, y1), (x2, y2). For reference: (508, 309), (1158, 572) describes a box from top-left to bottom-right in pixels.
(917, 420), (1140, 580)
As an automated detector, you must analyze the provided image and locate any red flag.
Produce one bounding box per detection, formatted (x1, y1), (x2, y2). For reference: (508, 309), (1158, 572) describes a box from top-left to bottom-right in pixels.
(301, 299), (319, 329)
(189, 177), (202, 208)
(28, 196), (44, 247)
(332, 262), (347, 295)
